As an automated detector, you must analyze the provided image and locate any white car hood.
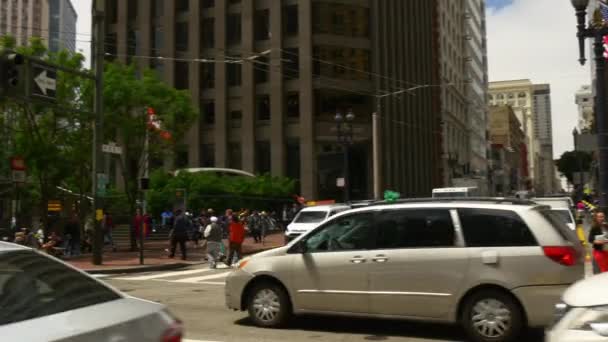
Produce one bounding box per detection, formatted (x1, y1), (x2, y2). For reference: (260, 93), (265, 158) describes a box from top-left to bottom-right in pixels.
(563, 272), (608, 307)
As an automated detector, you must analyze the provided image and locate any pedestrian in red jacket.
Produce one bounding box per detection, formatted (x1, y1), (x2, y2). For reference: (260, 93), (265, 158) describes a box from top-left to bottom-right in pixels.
(227, 215), (246, 266)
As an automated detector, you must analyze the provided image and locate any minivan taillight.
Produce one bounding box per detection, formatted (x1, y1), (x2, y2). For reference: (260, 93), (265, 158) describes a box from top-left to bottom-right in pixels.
(161, 321), (183, 342)
(543, 246), (577, 266)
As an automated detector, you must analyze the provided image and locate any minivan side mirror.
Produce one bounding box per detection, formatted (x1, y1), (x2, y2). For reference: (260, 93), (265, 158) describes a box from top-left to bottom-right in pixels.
(287, 240), (307, 254)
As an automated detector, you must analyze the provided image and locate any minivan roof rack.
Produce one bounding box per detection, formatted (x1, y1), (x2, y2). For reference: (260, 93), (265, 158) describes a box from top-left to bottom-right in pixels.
(362, 197), (537, 206)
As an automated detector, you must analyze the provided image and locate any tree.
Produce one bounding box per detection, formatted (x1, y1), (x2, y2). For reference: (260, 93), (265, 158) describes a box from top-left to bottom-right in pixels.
(556, 151), (592, 184)
(103, 62), (197, 216)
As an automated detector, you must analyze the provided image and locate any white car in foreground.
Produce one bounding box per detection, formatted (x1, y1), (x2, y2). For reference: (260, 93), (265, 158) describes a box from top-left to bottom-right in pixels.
(547, 272), (608, 342)
(0, 242), (183, 342)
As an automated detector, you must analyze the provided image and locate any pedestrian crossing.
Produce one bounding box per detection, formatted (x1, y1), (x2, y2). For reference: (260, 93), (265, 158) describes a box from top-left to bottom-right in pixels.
(111, 265), (233, 285)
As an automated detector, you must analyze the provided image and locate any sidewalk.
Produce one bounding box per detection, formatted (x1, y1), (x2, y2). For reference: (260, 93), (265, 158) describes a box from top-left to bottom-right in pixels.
(67, 232), (285, 274)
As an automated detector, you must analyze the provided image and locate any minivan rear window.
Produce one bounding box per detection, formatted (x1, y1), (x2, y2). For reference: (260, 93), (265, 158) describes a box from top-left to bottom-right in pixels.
(458, 208), (537, 247)
(551, 209), (573, 224)
(539, 210), (580, 244)
(0, 250), (121, 325)
(295, 211), (327, 223)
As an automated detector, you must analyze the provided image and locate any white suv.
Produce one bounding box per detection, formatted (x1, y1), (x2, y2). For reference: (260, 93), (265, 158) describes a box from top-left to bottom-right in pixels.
(284, 204), (351, 243)
(227, 198), (584, 342)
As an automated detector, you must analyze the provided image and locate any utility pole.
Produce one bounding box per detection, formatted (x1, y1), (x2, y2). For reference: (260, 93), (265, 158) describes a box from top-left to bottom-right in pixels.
(373, 111), (381, 200)
(92, 0), (105, 265)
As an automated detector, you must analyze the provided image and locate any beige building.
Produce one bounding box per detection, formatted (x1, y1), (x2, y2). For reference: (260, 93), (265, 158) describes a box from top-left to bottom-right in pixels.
(489, 105), (525, 194)
(489, 79), (540, 191)
(532, 84), (557, 195)
(0, 0), (77, 52)
(105, 0), (443, 201)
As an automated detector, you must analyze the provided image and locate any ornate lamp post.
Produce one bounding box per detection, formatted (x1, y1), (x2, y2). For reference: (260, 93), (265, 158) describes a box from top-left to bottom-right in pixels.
(571, 0), (608, 210)
(335, 109), (355, 202)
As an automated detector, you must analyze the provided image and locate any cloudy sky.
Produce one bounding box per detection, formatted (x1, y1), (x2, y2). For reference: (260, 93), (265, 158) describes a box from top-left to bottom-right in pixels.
(74, 0), (587, 159)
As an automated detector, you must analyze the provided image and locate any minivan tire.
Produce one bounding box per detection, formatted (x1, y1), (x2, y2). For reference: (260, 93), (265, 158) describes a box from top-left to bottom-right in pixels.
(461, 290), (524, 342)
(247, 282), (291, 328)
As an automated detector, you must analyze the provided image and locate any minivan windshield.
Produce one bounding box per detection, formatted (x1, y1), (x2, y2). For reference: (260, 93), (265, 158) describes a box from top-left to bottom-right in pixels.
(294, 211), (328, 223)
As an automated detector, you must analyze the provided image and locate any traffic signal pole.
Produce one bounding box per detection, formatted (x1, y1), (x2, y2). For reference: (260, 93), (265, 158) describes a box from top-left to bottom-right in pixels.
(92, 0), (105, 265)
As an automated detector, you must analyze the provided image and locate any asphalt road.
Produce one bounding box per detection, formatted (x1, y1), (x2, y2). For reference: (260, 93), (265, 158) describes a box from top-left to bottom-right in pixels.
(101, 265), (545, 342)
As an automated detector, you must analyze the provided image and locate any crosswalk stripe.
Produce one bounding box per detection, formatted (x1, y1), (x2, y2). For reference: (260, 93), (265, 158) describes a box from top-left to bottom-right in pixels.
(114, 268), (214, 281)
(173, 271), (232, 283)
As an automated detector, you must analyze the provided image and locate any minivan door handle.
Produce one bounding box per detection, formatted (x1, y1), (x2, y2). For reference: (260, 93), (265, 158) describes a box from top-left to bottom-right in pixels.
(372, 254), (389, 263)
(349, 256), (367, 264)
(481, 250), (498, 265)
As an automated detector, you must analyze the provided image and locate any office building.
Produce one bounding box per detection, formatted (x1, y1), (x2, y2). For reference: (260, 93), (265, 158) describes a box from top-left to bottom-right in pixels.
(576, 85), (594, 132)
(0, 0), (77, 52)
(105, 0), (443, 200)
(532, 84), (557, 195)
(489, 105), (525, 195)
(489, 79), (540, 191)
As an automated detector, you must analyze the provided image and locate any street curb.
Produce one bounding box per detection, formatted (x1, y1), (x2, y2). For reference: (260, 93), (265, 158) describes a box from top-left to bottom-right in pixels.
(82, 244), (281, 274)
(84, 261), (204, 275)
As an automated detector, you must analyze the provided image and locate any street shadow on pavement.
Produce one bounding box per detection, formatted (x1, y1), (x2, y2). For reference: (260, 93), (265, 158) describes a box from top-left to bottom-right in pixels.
(234, 315), (545, 341)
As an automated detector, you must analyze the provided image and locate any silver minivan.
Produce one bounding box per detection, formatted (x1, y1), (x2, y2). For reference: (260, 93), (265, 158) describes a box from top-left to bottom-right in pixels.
(225, 199), (584, 342)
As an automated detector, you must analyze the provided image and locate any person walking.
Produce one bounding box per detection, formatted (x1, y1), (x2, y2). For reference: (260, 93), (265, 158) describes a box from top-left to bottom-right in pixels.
(227, 215), (246, 266)
(102, 211), (117, 252)
(204, 216), (223, 269)
(589, 211), (608, 273)
(248, 211), (261, 243)
(131, 208), (143, 251)
(64, 212), (81, 257)
(259, 211), (273, 245)
(169, 210), (189, 260)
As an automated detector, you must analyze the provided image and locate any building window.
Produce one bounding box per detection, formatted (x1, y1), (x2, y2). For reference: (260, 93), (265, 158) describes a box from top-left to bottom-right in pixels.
(176, 0), (188, 13)
(255, 141), (271, 174)
(254, 9), (270, 41)
(229, 0), (241, 4)
(202, 101), (215, 125)
(282, 48), (299, 80)
(314, 46), (370, 80)
(227, 14), (242, 45)
(108, 0), (118, 23)
(127, 29), (139, 64)
(227, 58), (242, 87)
(176, 149), (189, 168)
(228, 143), (242, 170)
(518, 92), (526, 98)
(202, 18), (214, 49)
(230, 110), (243, 121)
(254, 56), (269, 84)
(127, 0), (137, 21)
(152, 27), (163, 54)
(201, 144), (215, 167)
(152, 0), (163, 18)
(175, 21), (188, 51)
(257, 95), (271, 121)
(286, 92), (300, 119)
(175, 62), (189, 90)
(286, 141), (301, 192)
(283, 5), (298, 36)
(201, 62), (215, 89)
(202, 0), (214, 8)
(312, 3), (369, 37)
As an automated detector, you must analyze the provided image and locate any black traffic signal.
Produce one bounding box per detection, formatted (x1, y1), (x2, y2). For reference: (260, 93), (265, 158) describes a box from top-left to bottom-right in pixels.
(0, 50), (24, 97)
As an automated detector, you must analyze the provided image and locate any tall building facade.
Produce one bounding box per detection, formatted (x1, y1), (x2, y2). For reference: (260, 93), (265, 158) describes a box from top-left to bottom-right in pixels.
(437, 0), (489, 193)
(105, 0), (443, 200)
(489, 80), (539, 191)
(533, 84), (557, 195)
(576, 85), (594, 131)
(489, 105), (525, 195)
(0, 0), (77, 52)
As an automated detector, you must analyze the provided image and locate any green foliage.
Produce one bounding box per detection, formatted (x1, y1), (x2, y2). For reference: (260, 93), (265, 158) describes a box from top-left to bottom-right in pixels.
(146, 170), (296, 217)
(556, 151), (592, 183)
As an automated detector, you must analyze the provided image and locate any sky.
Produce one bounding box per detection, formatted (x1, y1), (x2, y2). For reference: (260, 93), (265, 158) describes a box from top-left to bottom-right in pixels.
(73, 0), (586, 159)
(486, 0), (589, 158)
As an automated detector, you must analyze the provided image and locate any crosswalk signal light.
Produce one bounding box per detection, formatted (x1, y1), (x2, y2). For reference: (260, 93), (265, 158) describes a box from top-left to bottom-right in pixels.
(0, 51), (24, 97)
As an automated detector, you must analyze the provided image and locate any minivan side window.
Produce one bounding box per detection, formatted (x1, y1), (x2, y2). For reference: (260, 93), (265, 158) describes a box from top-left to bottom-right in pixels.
(375, 209), (456, 249)
(458, 208), (537, 247)
(305, 213), (374, 253)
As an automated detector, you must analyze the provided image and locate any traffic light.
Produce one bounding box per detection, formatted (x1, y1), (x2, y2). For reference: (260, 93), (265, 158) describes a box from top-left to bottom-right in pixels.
(0, 50), (24, 98)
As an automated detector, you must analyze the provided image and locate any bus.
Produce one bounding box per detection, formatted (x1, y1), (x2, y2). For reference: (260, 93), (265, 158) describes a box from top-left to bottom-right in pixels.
(432, 187), (479, 198)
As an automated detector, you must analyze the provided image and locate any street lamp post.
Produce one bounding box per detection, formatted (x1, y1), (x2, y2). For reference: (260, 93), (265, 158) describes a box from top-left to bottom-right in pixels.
(571, 0), (608, 212)
(335, 109), (355, 203)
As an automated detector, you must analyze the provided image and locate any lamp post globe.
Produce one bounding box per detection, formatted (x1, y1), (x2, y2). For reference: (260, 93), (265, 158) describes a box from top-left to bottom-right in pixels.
(335, 112), (343, 122)
(346, 109), (355, 121)
(571, 0), (589, 11)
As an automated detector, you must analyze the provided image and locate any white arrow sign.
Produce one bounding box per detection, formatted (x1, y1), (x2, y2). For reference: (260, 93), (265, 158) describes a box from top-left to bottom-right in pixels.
(34, 70), (57, 95)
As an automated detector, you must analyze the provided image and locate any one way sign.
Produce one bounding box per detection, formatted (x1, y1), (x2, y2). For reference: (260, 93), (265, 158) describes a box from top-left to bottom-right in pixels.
(31, 63), (57, 101)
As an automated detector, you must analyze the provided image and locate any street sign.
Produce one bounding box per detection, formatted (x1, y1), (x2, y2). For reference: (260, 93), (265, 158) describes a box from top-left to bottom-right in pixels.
(47, 200), (62, 212)
(96, 173), (108, 196)
(31, 63), (57, 101)
(102, 142), (122, 155)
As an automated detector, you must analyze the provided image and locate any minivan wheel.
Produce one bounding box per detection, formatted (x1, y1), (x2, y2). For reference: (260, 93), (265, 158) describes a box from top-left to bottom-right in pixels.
(247, 282), (291, 328)
(461, 290), (523, 342)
